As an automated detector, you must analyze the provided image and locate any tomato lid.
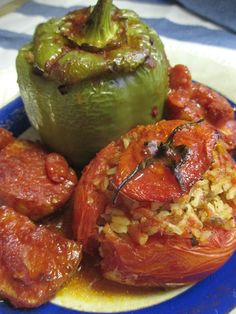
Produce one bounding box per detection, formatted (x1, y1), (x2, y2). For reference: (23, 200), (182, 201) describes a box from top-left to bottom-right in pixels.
(114, 120), (218, 203)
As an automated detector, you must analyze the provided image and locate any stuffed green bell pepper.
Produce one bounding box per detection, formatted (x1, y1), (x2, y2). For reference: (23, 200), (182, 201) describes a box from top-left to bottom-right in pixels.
(16, 0), (169, 168)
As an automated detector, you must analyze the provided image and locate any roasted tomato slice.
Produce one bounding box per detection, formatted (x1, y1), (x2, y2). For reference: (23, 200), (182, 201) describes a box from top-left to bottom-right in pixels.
(74, 120), (236, 287)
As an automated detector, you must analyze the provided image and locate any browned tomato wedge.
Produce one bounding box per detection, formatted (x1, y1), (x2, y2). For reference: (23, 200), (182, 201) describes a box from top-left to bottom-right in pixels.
(0, 206), (82, 308)
(0, 135), (77, 220)
(73, 120), (236, 287)
(166, 65), (236, 151)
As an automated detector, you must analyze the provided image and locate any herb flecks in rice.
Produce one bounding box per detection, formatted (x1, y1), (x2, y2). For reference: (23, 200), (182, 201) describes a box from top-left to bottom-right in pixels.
(97, 143), (235, 246)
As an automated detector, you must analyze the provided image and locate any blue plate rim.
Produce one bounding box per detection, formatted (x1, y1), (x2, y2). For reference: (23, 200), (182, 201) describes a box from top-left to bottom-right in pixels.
(0, 96), (235, 314)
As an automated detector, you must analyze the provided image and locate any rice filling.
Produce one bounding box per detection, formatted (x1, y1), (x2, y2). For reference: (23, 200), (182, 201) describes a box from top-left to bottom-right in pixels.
(97, 144), (236, 246)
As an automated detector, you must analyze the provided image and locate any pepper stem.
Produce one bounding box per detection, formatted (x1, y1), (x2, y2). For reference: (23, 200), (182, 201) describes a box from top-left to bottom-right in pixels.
(83, 0), (118, 49)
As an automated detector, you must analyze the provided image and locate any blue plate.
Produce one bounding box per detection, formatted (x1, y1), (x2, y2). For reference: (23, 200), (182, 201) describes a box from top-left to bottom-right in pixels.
(0, 97), (236, 314)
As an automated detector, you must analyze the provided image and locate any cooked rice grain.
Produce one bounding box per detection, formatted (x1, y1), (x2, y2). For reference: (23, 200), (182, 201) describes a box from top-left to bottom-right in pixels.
(101, 153), (235, 246)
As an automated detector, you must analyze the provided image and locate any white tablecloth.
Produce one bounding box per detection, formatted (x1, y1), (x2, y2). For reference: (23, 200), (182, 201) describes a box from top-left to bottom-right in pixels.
(0, 0), (236, 107)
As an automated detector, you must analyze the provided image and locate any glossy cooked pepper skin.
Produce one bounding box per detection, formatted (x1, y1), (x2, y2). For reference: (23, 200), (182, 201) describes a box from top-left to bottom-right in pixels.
(16, 0), (169, 168)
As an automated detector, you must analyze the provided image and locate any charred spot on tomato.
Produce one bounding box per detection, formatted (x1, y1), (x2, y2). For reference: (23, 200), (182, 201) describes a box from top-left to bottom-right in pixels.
(144, 140), (158, 155)
(191, 234), (199, 247)
(96, 216), (108, 227)
(113, 119), (209, 204)
(208, 217), (224, 227)
(172, 146), (192, 192)
(151, 106), (159, 118)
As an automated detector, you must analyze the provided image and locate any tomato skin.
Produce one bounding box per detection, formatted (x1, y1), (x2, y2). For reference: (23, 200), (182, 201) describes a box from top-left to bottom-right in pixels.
(167, 89), (205, 121)
(166, 65), (236, 151)
(114, 120), (217, 203)
(169, 64), (192, 91)
(191, 83), (234, 127)
(73, 142), (120, 249)
(100, 227), (236, 287)
(220, 120), (236, 151)
(73, 119), (236, 287)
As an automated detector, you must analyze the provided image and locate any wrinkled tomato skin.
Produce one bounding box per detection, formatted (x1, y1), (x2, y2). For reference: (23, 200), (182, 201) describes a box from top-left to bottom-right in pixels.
(166, 65), (236, 151)
(192, 83), (234, 127)
(0, 139), (77, 220)
(73, 142), (120, 250)
(167, 90), (205, 121)
(169, 64), (192, 91)
(220, 120), (236, 151)
(100, 226), (236, 287)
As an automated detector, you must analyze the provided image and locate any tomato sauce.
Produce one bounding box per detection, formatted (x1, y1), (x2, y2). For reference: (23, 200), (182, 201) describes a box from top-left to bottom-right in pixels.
(54, 254), (189, 313)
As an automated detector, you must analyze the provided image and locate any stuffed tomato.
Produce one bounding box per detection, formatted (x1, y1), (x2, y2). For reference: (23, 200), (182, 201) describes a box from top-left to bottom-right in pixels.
(73, 120), (236, 287)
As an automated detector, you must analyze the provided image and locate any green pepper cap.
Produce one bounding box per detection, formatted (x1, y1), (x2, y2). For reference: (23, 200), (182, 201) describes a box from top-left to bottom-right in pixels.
(65, 0), (119, 50)
(28, 0), (165, 84)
